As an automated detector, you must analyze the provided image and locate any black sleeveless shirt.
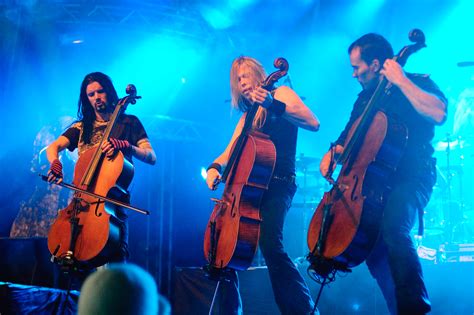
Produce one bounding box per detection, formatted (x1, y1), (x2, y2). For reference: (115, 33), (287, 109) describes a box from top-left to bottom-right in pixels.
(259, 112), (298, 177)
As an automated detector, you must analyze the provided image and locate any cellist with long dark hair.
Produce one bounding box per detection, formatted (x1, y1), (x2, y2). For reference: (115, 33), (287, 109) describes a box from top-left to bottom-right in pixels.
(205, 56), (320, 314)
(318, 33), (447, 314)
(46, 72), (156, 264)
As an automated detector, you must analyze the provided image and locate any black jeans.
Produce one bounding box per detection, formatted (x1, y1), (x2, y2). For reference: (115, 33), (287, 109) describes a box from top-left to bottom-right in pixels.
(112, 206), (129, 263)
(366, 163), (436, 315)
(222, 179), (314, 315)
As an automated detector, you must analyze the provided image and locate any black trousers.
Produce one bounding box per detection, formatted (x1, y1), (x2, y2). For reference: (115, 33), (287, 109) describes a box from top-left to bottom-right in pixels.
(222, 179), (315, 315)
(366, 160), (436, 315)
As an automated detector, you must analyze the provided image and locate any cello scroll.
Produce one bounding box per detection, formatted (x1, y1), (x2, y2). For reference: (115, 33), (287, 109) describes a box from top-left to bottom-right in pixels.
(261, 57), (289, 91)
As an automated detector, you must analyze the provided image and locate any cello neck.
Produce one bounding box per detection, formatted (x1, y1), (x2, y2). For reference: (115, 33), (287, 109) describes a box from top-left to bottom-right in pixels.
(221, 102), (260, 183)
(338, 76), (389, 165)
(80, 99), (125, 187)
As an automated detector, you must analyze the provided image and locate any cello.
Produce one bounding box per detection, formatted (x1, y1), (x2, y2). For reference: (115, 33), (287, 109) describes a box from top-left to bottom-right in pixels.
(47, 84), (147, 268)
(307, 30), (427, 276)
(203, 58), (289, 271)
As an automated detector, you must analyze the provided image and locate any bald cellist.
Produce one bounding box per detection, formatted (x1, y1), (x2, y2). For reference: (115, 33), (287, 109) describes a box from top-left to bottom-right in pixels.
(319, 33), (447, 315)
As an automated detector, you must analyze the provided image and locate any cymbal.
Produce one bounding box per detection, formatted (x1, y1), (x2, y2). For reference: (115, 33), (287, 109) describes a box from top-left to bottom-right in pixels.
(295, 154), (320, 169)
(423, 228), (445, 237)
(411, 227), (444, 237)
(292, 201), (319, 208)
(437, 164), (464, 174)
(295, 170), (320, 177)
(434, 139), (464, 151)
(457, 61), (474, 67)
(296, 185), (325, 196)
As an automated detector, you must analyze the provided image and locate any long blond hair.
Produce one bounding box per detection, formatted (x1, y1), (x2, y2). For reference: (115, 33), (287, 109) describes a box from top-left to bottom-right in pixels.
(230, 56), (268, 130)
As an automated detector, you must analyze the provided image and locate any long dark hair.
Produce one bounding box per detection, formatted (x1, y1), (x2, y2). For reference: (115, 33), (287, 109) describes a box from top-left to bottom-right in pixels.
(78, 72), (119, 144)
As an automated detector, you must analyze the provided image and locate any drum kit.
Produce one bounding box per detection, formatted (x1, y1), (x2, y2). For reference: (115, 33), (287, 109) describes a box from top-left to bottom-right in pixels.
(284, 153), (329, 260)
(422, 133), (474, 248)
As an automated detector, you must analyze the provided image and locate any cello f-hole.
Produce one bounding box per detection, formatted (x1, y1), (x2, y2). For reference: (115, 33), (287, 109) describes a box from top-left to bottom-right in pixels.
(350, 175), (359, 201)
(230, 193), (237, 218)
(94, 202), (103, 217)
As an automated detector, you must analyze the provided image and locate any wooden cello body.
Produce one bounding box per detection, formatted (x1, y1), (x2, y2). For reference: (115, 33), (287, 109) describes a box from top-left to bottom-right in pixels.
(204, 131), (276, 270)
(47, 149), (133, 267)
(48, 85), (139, 268)
(307, 30), (427, 273)
(203, 58), (289, 271)
(307, 112), (407, 268)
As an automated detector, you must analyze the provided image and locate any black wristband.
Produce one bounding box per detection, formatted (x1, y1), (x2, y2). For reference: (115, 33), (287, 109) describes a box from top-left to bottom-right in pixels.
(207, 162), (222, 173)
(269, 99), (286, 116)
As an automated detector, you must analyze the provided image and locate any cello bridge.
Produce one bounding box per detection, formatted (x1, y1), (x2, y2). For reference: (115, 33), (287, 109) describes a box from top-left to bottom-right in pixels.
(338, 183), (349, 192)
(211, 198), (226, 205)
(71, 197), (92, 212)
(210, 198), (229, 214)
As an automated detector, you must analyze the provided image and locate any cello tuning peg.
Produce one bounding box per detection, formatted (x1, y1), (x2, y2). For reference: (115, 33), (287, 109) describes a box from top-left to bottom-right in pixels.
(125, 84), (137, 95)
(129, 95), (142, 105)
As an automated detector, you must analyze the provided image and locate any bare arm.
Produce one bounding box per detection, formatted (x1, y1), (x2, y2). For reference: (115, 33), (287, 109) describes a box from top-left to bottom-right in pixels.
(381, 59), (447, 125)
(206, 114), (246, 189)
(46, 135), (71, 163)
(320, 144), (344, 178)
(132, 139), (156, 165)
(46, 135), (71, 183)
(275, 86), (320, 131)
(253, 85), (320, 131)
(213, 114), (246, 169)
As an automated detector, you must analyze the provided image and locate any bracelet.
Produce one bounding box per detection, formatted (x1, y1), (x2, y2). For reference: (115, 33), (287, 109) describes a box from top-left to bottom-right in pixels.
(268, 99), (286, 116)
(207, 162), (222, 173)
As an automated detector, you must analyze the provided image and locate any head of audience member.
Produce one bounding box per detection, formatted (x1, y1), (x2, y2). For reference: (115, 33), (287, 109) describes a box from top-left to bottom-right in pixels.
(78, 263), (170, 315)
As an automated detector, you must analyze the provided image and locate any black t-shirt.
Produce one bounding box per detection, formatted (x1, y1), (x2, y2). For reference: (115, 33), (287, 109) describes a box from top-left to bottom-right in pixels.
(62, 114), (149, 162)
(335, 73), (447, 177)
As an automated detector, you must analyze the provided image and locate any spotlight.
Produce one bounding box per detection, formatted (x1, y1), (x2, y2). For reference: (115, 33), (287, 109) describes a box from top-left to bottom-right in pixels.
(201, 167), (207, 180)
(351, 303), (361, 311)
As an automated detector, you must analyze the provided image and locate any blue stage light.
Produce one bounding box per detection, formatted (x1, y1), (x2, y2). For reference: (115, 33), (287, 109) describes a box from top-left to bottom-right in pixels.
(201, 167), (208, 180)
(351, 303), (361, 311)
